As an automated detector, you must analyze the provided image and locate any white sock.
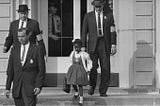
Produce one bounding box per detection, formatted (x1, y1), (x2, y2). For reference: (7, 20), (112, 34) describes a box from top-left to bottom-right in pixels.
(74, 92), (79, 96)
(79, 96), (83, 103)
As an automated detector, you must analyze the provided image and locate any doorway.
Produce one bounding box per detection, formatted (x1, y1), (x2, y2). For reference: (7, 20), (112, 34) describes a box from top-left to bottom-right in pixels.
(48, 0), (73, 57)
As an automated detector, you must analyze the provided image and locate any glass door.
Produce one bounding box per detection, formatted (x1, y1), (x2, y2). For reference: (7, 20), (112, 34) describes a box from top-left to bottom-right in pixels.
(48, 0), (73, 57)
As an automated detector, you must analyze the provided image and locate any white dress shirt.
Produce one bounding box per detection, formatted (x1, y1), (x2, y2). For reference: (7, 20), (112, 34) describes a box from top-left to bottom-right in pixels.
(19, 19), (27, 29)
(21, 42), (30, 65)
(95, 11), (104, 36)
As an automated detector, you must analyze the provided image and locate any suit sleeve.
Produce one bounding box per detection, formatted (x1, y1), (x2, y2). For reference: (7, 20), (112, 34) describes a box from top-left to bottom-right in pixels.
(36, 46), (46, 89)
(81, 13), (88, 48)
(110, 14), (117, 45)
(4, 22), (13, 52)
(34, 21), (41, 36)
(35, 21), (46, 56)
(37, 39), (46, 56)
(6, 48), (14, 90)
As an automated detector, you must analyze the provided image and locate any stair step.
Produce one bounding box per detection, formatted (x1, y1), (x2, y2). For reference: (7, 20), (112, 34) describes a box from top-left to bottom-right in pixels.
(40, 87), (159, 95)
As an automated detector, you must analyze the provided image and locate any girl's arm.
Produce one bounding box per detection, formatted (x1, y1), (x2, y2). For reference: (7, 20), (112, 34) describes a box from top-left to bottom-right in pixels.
(82, 52), (92, 71)
(69, 51), (74, 63)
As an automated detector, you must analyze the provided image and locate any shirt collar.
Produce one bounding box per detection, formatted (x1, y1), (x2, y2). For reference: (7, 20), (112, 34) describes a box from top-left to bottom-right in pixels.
(21, 42), (30, 47)
(20, 19), (27, 23)
(95, 10), (103, 15)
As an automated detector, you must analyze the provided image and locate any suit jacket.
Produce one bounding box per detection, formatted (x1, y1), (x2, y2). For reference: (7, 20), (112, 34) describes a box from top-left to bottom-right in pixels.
(81, 11), (117, 53)
(6, 43), (46, 98)
(4, 18), (46, 55)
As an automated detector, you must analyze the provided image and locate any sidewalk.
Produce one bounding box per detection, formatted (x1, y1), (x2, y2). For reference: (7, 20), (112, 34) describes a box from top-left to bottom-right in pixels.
(0, 87), (160, 106)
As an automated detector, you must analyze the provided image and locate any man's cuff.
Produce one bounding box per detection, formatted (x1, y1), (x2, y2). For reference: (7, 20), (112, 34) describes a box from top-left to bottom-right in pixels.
(110, 26), (116, 32)
(112, 45), (116, 48)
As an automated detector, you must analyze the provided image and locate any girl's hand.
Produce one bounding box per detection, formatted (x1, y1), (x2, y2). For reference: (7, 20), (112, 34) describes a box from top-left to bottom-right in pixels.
(81, 47), (85, 52)
(4, 90), (10, 98)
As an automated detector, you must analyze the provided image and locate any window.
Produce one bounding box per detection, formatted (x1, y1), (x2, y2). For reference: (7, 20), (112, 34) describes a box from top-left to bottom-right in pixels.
(48, 0), (73, 57)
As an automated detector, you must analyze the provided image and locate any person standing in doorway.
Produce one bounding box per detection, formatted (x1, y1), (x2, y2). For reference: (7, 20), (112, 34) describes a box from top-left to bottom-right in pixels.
(3, 4), (46, 56)
(81, 0), (117, 97)
(48, 5), (61, 56)
(5, 28), (46, 106)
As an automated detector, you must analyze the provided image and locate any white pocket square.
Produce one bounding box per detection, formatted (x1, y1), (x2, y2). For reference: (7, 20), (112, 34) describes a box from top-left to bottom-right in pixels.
(30, 59), (34, 64)
(104, 16), (107, 20)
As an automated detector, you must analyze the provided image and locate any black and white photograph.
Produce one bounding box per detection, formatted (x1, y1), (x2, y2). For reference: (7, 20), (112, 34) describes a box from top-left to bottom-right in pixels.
(0, 0), (160, 106)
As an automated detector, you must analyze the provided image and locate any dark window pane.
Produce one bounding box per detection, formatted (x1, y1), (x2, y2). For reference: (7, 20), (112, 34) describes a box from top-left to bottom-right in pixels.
(62, 0), (73, 37)
(48, 37), (61, 56)
(62, 38), (73, 56)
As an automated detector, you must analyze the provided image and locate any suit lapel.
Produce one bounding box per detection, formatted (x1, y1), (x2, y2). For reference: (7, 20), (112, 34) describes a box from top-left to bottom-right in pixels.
(103, 12), (107, 28)
(16, 20), (19, 30)
(26, 18), (31, 29)
(93, 12), (97, 27)
(14, 20), (19, 38)
(91, 12), (97, 31)
(23, 44), (33, 68)
(16, 44), (23, 68)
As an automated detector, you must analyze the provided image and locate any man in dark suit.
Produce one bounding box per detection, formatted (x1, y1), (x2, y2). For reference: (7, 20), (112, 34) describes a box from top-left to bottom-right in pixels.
(5, 28), (46, 106)
(81, 0), (117, 97)
(3, 4), (46, 56)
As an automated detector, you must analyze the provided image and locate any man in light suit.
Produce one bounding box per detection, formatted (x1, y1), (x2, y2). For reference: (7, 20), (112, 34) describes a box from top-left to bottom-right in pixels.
(81, 0), (117, 97)
(5, 28), (46, 106)
(48, 5), (61, 56)
(3, 4), (46, 56)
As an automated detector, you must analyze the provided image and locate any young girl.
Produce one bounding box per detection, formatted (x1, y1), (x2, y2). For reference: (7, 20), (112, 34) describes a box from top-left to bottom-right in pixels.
(66, 39), (92, 104)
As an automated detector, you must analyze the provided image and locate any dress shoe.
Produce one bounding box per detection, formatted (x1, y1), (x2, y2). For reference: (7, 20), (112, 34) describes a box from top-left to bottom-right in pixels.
(88, 87), (94, 95)
(100, 94), (108, 97)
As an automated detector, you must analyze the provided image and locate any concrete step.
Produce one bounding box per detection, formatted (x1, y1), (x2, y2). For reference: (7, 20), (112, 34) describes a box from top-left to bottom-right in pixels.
(0, 87), (159, 96)
(1, 93), (160, 106)
(40, 86), (159, 95)
(0, 87), (160, 106)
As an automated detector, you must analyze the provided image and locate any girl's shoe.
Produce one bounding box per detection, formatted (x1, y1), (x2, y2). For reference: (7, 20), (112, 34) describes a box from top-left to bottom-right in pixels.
(74, 92), (79, 98)
(79, 96), (83, 104)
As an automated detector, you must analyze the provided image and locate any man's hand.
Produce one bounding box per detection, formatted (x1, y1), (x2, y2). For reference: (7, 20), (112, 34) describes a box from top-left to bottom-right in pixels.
(44, 55), (47, 62)
(3, 46), (7, 53)
(34, 88), (41, 95)
(4, 90), (10, 98)
(111, 45), (116, 56)
(49, 34), (60, 40)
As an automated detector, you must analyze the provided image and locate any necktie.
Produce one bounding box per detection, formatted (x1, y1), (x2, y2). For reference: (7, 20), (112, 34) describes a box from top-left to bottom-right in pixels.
(21, 45), (25, 62)
(98, 13), (102, 36)
(20, 21), (24, 29)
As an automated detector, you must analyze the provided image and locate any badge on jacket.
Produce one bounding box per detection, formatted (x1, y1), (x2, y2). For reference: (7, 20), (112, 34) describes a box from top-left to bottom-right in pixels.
(30, 59), (34, 64)
(104, 16), (107, 20)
